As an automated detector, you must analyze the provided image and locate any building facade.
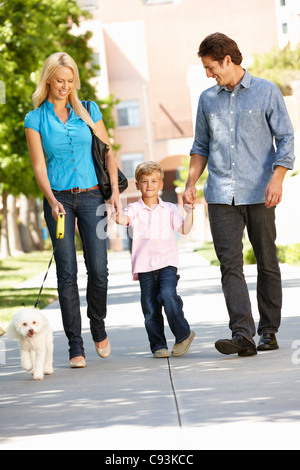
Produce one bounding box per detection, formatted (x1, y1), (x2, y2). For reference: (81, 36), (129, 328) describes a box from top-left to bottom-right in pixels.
(75, 0), (281, 200)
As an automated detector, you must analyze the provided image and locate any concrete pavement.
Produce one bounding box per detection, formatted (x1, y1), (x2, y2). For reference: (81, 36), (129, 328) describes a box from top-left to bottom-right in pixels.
(1, 246), (300, 450)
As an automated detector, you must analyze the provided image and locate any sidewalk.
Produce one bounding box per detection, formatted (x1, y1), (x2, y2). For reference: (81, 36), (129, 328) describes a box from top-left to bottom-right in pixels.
(1, 246), (300, 450)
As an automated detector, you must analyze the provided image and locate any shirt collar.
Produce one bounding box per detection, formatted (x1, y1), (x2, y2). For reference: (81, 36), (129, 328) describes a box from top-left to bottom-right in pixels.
(217, 69), (251, 94)
(44, 99), (72, 110)
(138, 196), (165, 211)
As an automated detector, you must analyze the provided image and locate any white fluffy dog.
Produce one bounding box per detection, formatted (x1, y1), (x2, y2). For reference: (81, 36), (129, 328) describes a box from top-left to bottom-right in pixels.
(6, 309), (54, 381)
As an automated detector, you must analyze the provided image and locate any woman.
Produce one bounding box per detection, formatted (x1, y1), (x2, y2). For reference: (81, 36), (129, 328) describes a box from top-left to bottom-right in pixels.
(25, 52), (120, 368)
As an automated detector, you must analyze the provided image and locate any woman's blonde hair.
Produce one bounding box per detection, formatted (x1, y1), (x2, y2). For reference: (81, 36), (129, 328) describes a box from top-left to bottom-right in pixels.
(135, 161), (164, 183)
(32, 52), (98, 134)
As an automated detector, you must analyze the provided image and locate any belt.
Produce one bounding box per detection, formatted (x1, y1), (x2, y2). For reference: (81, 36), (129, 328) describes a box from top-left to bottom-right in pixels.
(61, 184), (99, 194)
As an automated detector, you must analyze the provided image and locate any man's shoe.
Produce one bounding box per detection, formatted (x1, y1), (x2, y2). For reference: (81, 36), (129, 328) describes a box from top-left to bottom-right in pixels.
(215, 334), (257, 357)
(257, 333), (279, 351)
(172, 331), (196, 357)
(153, 349), (171, 359)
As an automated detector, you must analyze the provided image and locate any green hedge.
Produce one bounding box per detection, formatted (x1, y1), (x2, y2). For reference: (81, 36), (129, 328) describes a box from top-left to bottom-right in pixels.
(244, 244), (300, 266)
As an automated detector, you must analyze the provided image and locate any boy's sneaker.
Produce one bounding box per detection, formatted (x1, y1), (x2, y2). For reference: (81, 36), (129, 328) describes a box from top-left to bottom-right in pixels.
(153, 349), (171, 359)
(172, 331), (195, 357)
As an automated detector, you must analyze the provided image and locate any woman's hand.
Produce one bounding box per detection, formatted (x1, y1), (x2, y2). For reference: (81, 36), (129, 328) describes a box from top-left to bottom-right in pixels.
(109, 190), (121, 216)
(51, 199), (66, 222)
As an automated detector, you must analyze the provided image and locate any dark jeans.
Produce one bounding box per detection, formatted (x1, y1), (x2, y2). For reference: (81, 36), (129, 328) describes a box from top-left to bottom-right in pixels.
(44, 189), (108, 360)
(138, 266), (191, 353)
(208, 203), (282, 343)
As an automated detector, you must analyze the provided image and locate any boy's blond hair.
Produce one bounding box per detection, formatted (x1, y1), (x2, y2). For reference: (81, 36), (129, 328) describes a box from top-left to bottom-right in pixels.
(135, 161), (164, 183)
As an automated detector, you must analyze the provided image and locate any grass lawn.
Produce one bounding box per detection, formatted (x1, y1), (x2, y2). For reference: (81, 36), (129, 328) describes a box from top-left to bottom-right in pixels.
(0, 251), (58, 329)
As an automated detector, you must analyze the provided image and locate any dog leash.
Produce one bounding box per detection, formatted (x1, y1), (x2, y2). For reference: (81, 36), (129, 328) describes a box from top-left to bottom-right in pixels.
(34, 213), (65, 309)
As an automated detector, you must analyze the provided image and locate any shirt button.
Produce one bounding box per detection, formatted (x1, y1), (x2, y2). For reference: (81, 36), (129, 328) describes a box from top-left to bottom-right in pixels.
(231, 128), (234, 132)
(231, 145), (235, 149)
(230, 111), (234, 114)
(232, 93), (235, 97)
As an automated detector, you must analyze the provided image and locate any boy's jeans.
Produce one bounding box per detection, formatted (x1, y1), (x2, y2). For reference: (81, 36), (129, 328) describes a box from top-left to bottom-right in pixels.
(138, 266), (191, 353)
(44, 189), (108, 360)
(208, 203), (282, 343)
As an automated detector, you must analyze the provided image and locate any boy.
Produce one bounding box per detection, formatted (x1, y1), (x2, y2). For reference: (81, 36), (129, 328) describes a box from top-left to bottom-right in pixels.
(113, 162), (195, 358)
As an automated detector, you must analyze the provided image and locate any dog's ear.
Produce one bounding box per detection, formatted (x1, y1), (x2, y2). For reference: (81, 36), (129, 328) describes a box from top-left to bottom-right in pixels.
(6, 318), (18, 340)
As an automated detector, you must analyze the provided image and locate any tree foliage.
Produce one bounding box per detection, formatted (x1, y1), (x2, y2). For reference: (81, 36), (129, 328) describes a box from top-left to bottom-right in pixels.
(249, 44), (300, 96)
(0, 0), (118, 197)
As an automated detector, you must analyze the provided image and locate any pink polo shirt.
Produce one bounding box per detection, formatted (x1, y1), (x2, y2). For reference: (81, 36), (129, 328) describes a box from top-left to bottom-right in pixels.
(124, 197), (184, 280)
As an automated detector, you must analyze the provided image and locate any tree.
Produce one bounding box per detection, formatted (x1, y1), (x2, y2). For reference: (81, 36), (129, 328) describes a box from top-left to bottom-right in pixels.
(249, 44), (300, 96)
(0, 0), (118, 257)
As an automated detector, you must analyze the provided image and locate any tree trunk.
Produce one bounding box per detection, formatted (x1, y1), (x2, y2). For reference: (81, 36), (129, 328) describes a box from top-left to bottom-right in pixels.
(7, 194), (24, 255)
(0, 190), (11, 259)
(29, 196), (44, 250)
(19, 193), (35, 253)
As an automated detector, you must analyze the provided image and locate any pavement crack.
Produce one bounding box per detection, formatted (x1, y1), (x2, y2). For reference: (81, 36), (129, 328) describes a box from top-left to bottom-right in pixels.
(167, 358), (182, 429)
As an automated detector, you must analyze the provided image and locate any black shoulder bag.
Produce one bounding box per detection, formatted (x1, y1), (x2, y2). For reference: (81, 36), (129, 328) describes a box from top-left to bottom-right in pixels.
(84, 100), (128, 201)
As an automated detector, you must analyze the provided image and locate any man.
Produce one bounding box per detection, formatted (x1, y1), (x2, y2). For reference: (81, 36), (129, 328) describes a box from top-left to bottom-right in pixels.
(184, 33), (295, 357)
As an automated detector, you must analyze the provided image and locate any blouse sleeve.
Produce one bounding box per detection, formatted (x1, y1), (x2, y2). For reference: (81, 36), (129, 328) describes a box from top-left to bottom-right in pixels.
(89, 100), (103, 123)
(24, 109), (41, 132)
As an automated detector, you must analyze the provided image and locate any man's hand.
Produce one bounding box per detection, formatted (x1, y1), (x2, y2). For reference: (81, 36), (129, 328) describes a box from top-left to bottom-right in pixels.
(183, 186), (197, 206)
(265, 166), (288, 208)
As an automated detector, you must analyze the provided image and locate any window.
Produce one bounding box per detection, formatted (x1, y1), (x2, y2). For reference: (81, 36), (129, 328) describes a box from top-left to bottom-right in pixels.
(117, 101), (141, 128)
(280, 0), (286, 6)
(282, 23), (288, 34)
(76, 0), (98, 11)
(121, 153), (144, 179)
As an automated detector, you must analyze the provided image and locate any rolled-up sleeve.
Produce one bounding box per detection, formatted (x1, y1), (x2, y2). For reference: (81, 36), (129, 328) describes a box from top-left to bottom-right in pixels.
(190, 95), (210, 158)
(267, 84), (295, 171)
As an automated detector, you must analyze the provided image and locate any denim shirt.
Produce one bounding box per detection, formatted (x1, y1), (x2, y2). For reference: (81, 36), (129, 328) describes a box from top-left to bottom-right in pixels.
(190, 70), (295, 205)
(25, 100), (102, 191)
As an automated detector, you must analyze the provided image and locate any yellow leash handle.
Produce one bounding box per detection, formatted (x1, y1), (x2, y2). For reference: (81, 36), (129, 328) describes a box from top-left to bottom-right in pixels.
(56, 213), (65, 239)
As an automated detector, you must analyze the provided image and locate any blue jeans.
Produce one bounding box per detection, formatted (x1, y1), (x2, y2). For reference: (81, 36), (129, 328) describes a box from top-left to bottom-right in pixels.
(208, 203), (282, 343)
(44, 189), (108, 360)
(138, 266), (191, 353)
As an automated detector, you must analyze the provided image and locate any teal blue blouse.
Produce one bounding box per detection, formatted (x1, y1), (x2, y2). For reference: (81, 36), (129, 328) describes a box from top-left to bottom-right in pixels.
(24, 100), (102, 191)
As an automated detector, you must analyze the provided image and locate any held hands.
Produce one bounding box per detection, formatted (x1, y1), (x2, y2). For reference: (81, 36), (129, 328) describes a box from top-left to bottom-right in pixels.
(183, 186), (197, 206)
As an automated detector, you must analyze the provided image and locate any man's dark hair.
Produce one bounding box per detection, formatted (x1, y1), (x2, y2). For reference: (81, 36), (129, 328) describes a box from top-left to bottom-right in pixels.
(198, 32), (243, 65)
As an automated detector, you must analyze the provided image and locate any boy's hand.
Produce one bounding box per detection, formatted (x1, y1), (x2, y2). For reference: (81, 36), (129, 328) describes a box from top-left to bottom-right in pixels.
(183, 203), (195, 213)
